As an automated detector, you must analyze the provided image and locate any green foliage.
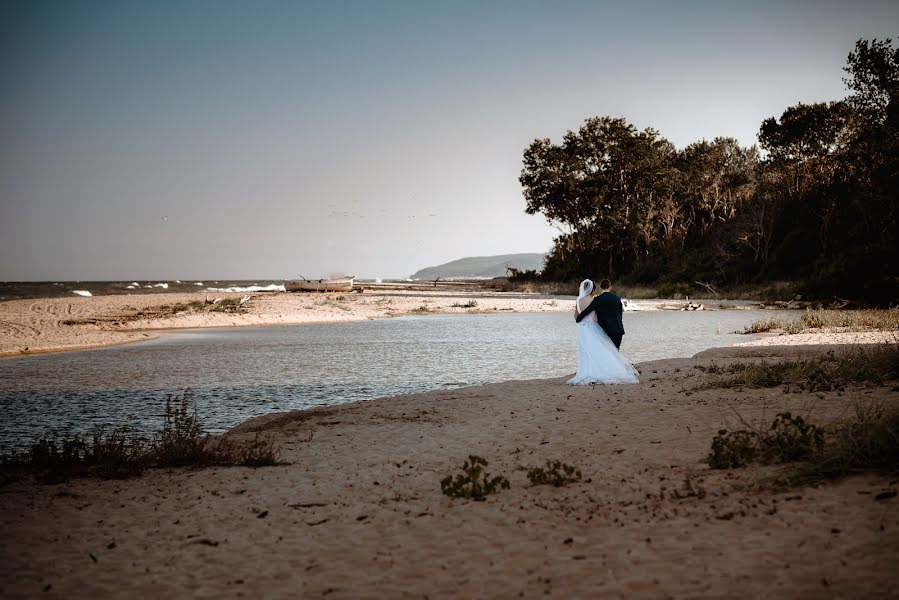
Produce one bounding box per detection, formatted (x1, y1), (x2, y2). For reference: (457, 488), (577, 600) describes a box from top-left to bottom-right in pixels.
(783, 404), (899, 485)
(1, 426), (149, 483)
(709, 405), (899, 487)
(765, 413), (826, 463)
(521, 38), (899, 305)
(709, 430), (758, 469)
(526, 460), (583, 487)
(153, 392), (211, 467)
(708, 412), (824, 469)
(440, 455), (510, 500)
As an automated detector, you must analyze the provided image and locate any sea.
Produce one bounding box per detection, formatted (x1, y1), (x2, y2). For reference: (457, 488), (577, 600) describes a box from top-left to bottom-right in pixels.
(0, 280), (295, 301)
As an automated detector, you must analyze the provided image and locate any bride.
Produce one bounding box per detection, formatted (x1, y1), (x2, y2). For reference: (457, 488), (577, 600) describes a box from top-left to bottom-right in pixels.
(568, 279), (639, 385)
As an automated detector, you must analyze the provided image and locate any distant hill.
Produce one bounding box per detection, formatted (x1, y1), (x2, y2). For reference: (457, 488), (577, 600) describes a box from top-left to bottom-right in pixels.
(411, 253), (547, 280)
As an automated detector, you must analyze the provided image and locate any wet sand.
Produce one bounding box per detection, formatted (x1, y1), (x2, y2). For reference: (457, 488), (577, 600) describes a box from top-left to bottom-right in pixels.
(1, 342), (896, 598)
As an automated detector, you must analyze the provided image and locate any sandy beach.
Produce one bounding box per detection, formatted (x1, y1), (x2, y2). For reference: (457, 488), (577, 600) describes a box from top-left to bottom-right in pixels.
(1, 342), (896, 598)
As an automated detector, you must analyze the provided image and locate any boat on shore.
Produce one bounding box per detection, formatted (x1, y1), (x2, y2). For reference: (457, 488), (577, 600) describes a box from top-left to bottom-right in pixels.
(285, 276), (355, 293)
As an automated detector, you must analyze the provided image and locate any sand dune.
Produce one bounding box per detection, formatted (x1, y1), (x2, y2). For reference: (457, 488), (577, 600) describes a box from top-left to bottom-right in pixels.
(1, 344), (896, 598)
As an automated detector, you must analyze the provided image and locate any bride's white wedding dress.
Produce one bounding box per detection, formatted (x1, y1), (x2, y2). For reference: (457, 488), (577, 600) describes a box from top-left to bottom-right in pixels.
(568, 296), (640, 385)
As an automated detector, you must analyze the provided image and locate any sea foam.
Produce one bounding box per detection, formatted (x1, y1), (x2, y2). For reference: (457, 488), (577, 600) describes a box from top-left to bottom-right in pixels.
(72, 290), (92, 297)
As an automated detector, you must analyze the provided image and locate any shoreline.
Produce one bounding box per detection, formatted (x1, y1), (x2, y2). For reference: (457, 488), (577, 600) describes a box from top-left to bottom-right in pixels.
(0, 289), (795, 358)
(2, 339), (897, 598)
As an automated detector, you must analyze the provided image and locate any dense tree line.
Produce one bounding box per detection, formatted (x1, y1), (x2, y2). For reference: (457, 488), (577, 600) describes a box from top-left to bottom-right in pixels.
(520, 39), (898, 304)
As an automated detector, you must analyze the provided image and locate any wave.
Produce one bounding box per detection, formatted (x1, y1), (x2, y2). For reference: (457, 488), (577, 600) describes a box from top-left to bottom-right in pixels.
(152, 283), (169, 289)
(72, 290), (92, 297)
(194, 282), (204, 286)
(204, 284), (285, 293)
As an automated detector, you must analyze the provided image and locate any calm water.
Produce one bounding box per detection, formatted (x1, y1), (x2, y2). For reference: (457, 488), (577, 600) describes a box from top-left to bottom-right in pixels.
(0, 310), (790, 450)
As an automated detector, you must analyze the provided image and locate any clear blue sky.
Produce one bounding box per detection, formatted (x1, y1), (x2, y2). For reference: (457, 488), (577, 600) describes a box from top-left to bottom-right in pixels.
(1, 1), (897, 280)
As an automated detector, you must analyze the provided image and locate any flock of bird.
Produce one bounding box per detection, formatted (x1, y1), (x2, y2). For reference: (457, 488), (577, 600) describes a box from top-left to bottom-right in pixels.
(326, 200), (437, 221)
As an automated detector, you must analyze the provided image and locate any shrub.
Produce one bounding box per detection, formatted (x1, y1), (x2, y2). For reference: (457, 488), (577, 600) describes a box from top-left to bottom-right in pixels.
(782, 404), (899, 485)
(708, 407), (899, 487)
(764, 412), (825, 463)
(0, 392), (282, 482)
(2, 426), (148, 483)
(709, 430), (759, 469)
(440, 455), (510, 500)
(527, 460), (582, 487)
(709, 412), (824, 469)
(153, 392), (211, 467)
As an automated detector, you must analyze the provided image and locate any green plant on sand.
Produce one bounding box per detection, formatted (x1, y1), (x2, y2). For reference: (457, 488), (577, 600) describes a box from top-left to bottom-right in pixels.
(440, 455), (510, 500)
(526, 459), (583, 487)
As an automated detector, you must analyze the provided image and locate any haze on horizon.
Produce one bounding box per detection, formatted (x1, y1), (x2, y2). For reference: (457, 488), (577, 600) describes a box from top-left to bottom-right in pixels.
(2, 0), (897, 281)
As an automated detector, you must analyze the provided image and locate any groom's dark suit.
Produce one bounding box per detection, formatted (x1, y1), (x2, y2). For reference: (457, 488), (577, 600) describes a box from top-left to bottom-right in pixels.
(575, 291), (625, 349)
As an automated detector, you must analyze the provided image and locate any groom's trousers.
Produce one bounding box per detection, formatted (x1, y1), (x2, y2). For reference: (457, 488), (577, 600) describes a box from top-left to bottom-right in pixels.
(609, 333), (623, 350)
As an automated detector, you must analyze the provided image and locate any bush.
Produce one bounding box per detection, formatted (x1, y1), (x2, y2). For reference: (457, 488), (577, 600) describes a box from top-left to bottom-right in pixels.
(783, 404), (899, 485)
(0, 392), (282, 482)
(2, 426), (148, 483)
(440, 455), (510, 500)
(709, 412), (824, 469)
(527, 460), (582, 487)
(709, 430), (759, 469)
(708, 407), (899, 487)
(153, 392), (211, 467)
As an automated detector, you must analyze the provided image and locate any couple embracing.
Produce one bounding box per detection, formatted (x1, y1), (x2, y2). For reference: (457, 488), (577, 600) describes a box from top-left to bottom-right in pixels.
(568, 278), (639, 385)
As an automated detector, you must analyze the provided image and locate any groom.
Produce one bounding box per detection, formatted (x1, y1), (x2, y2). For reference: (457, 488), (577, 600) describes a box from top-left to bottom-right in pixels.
(574, 278), (625, 349)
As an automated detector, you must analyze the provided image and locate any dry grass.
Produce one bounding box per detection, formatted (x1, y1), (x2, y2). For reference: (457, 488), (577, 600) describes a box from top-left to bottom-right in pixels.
(695, 345), (898, 392)
(746, 308), (899, 334)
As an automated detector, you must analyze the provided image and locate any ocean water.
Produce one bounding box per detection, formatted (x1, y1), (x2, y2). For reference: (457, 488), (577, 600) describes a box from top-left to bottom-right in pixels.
(0, 310), (791, 450)
(0, 280), (291, 301)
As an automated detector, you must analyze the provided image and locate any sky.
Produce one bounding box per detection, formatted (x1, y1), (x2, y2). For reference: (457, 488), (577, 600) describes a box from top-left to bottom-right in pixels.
(1, 1), (897, 280)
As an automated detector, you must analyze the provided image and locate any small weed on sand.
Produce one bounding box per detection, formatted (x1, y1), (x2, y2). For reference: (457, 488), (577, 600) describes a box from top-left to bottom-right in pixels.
(527, 460), (582, 487)
(440, 455), (510, 500)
